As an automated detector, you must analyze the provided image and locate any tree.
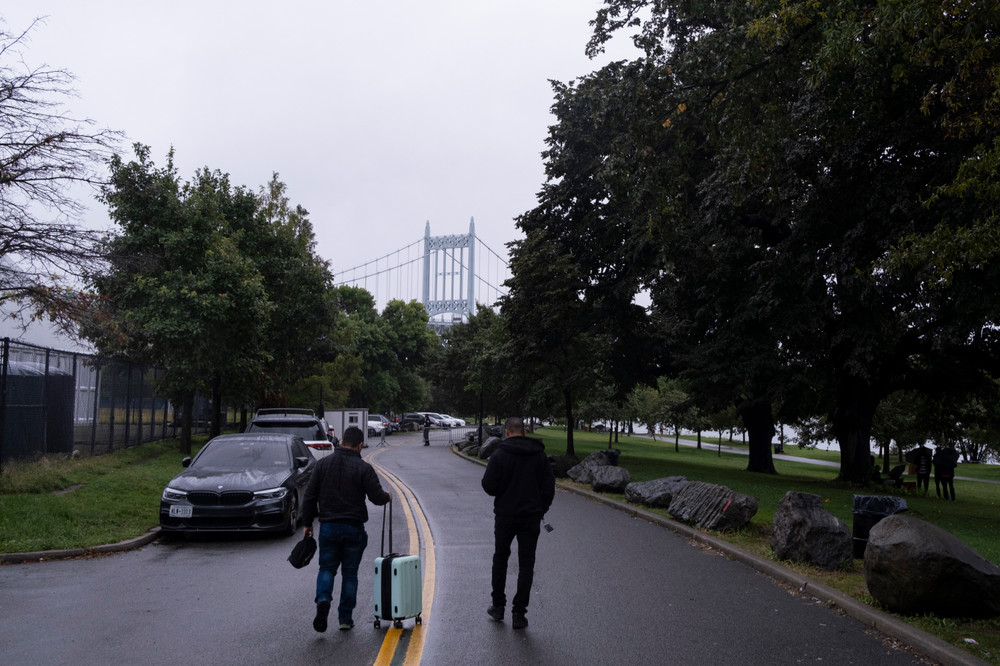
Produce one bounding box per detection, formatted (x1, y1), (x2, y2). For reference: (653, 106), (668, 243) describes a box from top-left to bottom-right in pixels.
(0, 19), (121, 327)
(325, 287), (437, 413)
(432, 305), (515, 421)
(585, 0), (1000, 483)
(239, 173), (336, 405)
(84, 146), (270, 451)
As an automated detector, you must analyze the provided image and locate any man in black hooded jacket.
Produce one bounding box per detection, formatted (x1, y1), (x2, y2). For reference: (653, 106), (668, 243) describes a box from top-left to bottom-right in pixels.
(481, 416), (555, 629)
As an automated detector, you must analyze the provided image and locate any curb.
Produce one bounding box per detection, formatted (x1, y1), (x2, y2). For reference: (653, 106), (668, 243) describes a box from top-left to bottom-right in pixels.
(452, 446), (989, 666)
(0, 528), (161, 565)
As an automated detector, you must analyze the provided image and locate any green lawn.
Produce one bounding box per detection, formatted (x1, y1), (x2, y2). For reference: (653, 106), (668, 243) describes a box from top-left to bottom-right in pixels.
(0, 438), (207, 553)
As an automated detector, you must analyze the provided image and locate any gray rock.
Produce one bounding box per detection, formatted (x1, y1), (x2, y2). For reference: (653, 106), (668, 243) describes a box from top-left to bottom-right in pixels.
(864, 514), (1000, 617)
(624, 476), (689, 508)
(590, 466), (632, 493)
(478, 437), (501, 459)
(667, 481), (759, 531)
(567, 450), (618, 485)
(770, 491), (852, 570)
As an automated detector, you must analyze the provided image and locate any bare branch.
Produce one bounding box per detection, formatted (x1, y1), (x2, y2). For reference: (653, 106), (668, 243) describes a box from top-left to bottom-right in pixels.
(0, 18), (122, 324)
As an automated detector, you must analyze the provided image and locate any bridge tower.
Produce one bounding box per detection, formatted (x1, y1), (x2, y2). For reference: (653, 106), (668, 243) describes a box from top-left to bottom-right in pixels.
(423, 218), (475, 332)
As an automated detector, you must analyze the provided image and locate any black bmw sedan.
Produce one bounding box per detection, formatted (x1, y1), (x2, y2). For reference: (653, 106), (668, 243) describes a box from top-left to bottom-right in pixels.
(159, 433), (314, 535)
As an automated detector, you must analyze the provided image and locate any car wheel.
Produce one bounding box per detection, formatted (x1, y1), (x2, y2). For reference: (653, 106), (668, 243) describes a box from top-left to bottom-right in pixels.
(284, 492), (299, 536)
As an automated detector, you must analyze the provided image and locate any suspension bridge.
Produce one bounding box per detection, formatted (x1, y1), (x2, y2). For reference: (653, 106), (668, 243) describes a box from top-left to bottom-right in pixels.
(332, 218), (511, 332)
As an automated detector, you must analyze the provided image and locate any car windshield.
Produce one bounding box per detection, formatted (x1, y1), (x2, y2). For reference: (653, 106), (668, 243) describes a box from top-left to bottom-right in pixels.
(247, 421), (324, 440)
(194, 438), (291, 470)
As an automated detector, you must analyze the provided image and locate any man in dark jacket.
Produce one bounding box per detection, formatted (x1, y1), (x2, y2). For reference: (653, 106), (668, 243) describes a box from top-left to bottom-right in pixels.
(482, 416), (555, 630)
(303, 426), (391, 632)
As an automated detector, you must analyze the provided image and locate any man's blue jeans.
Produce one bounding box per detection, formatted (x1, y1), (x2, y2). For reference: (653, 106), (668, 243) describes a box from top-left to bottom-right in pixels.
(315, 522), (369, 624)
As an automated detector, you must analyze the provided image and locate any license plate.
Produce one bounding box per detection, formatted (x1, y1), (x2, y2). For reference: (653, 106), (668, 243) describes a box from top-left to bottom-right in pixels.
(169, 505), (193, 518)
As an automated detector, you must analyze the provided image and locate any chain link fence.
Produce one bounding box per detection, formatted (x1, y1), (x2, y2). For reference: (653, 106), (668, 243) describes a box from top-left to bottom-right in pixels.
(0, 338), (236, 466)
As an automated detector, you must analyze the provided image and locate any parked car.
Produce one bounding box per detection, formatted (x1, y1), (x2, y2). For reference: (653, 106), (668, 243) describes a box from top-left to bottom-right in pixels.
(159, 433), (313, 535)
(398, 412), (427, 430)
(440, 414), (465, 427)
(423, 412), (451, 427)
(367, 417), (385, 437)
(246, 408), (333, 458)
(370, 413), (396, 433)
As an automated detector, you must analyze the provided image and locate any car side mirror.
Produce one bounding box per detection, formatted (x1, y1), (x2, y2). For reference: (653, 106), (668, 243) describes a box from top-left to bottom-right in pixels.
(181, 456), (192, 468)
(294, 456), (310, 469)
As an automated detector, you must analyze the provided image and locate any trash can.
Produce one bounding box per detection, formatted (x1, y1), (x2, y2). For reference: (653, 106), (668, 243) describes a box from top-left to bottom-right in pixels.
(852, 495), (908, 559)
(605, 449), (621, 466)
(773, 442), (784, 454)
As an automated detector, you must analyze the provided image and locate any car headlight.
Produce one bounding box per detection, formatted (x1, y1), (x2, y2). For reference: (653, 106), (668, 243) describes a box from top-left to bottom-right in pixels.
(162, 487), (187, 501)
(254, 487), (289, 500)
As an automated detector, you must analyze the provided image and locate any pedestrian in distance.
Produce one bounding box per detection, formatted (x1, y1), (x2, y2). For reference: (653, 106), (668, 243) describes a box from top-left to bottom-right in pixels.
(423, 414), (430, 446)
(482, 416), (555, 630)
(933, 444), (959, 501)
(302, 426), (392, 632)
(906, 443), (934, 494)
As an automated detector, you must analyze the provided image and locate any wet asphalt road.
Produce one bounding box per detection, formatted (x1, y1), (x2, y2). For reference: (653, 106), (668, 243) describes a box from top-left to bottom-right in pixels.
(0, 429), (931, 665)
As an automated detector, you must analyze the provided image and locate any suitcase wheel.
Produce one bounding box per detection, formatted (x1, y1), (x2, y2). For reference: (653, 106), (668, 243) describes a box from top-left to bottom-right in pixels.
(374, 618), (381, 629)
(393, 619), (403, 629)
(416, 614), (422, 625)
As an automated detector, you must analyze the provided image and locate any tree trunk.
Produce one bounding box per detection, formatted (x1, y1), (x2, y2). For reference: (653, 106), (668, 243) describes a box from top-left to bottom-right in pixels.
(740, 400), (777, 474)
(833, 374), (878, 484)
(180, 390), (194, 455)
(210, 372), (222, 439)
(563, 388), (575, 458)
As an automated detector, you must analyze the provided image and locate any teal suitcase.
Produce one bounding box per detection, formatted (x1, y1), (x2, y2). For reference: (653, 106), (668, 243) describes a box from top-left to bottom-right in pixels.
(373, 503), (423, 628)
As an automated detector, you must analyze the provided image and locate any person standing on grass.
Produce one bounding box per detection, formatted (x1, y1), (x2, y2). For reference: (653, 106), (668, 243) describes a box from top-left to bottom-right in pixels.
(302, 426), (391, 632)
(907, 443), (934, 494)
(933, 445), (959, 501)
(482, 416), (555, 630)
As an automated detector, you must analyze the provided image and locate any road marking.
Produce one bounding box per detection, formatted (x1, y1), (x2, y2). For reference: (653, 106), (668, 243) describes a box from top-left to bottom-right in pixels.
(368, 447), (435, 666)
(374, 627), (402, 664)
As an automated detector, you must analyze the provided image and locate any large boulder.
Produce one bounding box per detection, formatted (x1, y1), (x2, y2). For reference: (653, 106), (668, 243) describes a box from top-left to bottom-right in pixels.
(567, 451), (618, 485)
(668, 481), (759, 531)
(864, 514), (1000, 617)
(590, 466), (632, 493)
(770, 491), (852, 570)
(478, 436), (502, 459)
(625, 476), (689, 508)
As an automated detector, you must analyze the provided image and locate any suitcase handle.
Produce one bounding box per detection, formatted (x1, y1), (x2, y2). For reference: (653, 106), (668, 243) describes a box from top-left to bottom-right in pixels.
(381, 500), (393, 556)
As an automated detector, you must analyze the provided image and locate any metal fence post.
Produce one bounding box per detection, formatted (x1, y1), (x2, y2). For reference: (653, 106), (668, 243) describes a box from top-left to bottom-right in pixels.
(90, 360), (101, 456)
(0, 338), (8, 470)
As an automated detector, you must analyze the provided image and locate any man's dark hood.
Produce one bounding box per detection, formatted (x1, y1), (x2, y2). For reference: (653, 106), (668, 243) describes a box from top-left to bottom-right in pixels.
(501, 435), (545, 456)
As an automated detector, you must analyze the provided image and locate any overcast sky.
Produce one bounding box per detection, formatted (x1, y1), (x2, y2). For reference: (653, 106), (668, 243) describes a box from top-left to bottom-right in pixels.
(4, 1), (636, 308)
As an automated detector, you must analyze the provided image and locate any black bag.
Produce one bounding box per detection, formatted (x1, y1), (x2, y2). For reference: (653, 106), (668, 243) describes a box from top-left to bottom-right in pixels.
(288, 534), (317, 569)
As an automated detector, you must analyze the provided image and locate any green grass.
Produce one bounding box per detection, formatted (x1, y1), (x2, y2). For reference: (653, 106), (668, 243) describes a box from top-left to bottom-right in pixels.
(0, 438), (207, 553)
(539, 427), (1000, 664)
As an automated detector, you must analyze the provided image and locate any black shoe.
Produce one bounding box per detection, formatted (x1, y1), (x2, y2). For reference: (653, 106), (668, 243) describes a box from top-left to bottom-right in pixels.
(512, 612), (527, 629)
(339, 620), (354, 631)
(487, 605), (504, 622)
(313, 600), (330, 633)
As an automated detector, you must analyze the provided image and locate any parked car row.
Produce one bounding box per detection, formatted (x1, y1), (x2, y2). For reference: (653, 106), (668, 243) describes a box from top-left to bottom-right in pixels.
(159, 406), (468, 536)
(394, 411), (466, 429)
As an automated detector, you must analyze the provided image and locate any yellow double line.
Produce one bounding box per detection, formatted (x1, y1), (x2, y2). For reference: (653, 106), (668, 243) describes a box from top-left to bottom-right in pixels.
(368, 450), (435, 666)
